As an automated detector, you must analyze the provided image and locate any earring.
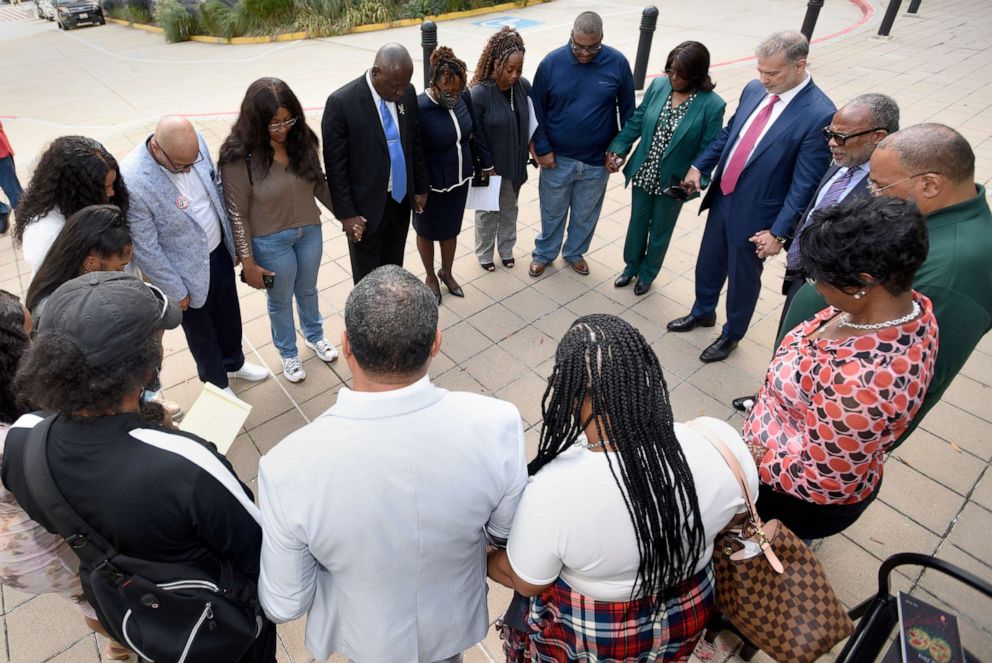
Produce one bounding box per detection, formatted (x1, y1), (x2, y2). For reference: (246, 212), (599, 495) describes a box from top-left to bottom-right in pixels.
(853, 290), (867, 300)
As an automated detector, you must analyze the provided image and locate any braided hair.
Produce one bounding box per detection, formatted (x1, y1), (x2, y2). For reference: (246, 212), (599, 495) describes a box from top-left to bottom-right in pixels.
(533, 314), (705, 610)
(429, 46), (467, 90)
(471, 26), (525, 85)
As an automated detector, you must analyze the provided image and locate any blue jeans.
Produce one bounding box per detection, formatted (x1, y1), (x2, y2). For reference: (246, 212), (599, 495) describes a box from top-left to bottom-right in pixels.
(532, 155), (608, 264)
(0, 155), (23, 215)
(252, 224), (325, 359)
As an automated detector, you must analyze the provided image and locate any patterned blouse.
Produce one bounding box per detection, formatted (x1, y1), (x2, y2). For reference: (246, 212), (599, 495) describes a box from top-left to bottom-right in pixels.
(631, 92), (697, 194)
(743, 292), (939, 505)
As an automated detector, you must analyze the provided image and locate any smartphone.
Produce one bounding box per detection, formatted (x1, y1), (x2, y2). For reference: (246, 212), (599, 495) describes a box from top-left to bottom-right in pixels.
(240, 269), (275, 289)
(662, 184), (691, 201)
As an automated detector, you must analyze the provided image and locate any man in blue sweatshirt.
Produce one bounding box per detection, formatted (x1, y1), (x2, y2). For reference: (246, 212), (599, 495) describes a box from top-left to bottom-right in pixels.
(528, 12), (635, 277)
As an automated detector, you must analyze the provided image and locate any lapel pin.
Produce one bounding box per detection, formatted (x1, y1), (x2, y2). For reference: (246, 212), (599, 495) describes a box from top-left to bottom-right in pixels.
(176, 194), (191, 210)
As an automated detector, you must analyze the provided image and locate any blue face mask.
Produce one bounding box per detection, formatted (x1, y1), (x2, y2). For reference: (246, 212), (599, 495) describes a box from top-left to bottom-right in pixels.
(139, 369), (163, 406)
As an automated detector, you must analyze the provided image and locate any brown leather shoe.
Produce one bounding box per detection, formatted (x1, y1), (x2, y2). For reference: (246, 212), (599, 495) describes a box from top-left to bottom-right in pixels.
(529, 261), (547, 277)
(567, 258), (590, 276)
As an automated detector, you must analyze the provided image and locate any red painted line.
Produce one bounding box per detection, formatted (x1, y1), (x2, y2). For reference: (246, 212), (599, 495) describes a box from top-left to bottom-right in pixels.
(646, 0), (874, 80)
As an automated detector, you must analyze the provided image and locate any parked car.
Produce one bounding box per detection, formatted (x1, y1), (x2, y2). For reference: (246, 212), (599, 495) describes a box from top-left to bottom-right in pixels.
(36, 0), (56, 20)
(54, 0), (104, 29)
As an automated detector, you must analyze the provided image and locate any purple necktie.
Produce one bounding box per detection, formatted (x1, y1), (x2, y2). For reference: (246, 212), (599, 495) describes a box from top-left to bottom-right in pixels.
(787, 167), (860, 269)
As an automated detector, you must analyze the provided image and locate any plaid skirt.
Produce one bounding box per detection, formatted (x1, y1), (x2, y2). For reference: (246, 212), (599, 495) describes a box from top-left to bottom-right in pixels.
(498, 565), (714, 663)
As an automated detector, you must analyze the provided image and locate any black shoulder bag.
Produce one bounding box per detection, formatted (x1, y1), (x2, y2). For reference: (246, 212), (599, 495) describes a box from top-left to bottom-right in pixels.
(23, 415), (264, 663)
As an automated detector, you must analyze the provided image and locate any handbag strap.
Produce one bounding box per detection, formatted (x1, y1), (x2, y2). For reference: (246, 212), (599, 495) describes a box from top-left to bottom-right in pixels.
(22, 415), (119, 569)
(685, 419), (784, 574)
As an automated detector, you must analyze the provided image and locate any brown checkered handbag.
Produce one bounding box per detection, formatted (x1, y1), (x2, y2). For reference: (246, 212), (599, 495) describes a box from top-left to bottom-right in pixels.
(690, 421), (853, 663)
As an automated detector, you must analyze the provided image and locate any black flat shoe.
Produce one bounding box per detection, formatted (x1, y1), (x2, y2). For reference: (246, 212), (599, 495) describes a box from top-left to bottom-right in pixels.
(614, 274), (633, 288)
(732, 394), (757, 413)
(481, 262), (496, 272)
(700, 335), (739, 363)
(634, 281), (651, 296)
(667, 312), (717, 332)
(437, 269), (464, 297)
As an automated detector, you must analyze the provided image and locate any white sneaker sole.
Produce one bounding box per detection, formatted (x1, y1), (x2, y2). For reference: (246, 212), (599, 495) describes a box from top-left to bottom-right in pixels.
(305, 340), (338, 363)
(283, 371), (306, 383)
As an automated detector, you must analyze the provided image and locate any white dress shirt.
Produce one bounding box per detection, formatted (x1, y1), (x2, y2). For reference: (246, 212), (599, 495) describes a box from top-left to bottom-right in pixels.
(366, 69), (400, 193)
(726, 72), (813, 167)
(258, 375), (528, 663)
(162, 166), (222, 252)
(811, 162), (870, 209)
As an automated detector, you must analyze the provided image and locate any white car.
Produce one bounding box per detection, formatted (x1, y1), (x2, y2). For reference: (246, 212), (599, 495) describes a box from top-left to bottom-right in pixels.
(36, 0), (56, 20)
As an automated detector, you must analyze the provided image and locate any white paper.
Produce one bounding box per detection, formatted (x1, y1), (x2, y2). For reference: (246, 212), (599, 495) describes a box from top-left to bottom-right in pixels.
(178, 382), (253, 455)
(465, 175), (502, 211)
(527, 98), (538, 141)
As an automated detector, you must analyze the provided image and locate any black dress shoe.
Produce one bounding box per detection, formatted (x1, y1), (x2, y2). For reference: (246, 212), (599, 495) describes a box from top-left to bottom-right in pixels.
(614, 274), (633, 288)
(700, 335), (739, 363)
(732, 394), (757, 413)
(633, 281), (651, 296)
(666, 312), (717, 332)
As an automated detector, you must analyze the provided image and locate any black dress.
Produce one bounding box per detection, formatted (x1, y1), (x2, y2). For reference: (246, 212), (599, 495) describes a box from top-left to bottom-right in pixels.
(413, 91), (483, 241)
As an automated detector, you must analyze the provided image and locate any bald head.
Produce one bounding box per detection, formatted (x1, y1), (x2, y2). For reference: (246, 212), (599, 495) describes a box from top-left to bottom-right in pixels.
(150, 116), (199, 171)
(371, 44), (413, 103)
(878, 123), (975, 183)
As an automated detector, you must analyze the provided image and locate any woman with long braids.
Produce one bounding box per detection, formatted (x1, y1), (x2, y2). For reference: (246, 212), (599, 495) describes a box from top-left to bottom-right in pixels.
(14, 136), (129, 278)
(488, 314), (757, 661)
(414, 46), (493, 302)
(469, 27), (530, 271)
(219, 77), (337, 384)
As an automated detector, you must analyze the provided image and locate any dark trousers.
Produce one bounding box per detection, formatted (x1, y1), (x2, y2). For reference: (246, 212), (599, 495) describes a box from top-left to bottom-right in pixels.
(240, 618), (277, 663)
(756, 480), (881, 540)
(0, 154), (23, 216)
(181, 245), (246, 389)
(348, 195), (411, 284)
(776, 273), (805, 341)
(690, 193), (764, 340)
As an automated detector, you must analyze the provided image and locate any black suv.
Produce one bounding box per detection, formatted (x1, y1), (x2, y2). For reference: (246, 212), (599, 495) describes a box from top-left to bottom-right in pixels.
(55, 0), (105, 29)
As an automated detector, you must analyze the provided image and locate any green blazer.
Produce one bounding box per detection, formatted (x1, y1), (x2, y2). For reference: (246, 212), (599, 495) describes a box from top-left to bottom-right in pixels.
(608, 76), (726, 191)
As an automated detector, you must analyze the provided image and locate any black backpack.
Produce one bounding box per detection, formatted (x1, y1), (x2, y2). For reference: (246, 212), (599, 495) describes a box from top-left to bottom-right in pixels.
(24, 415), (265, 663)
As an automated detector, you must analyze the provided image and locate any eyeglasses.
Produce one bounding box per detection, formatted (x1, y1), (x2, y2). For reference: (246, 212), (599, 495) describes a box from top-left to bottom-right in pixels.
(821, 126), (886, 146)
(146, 283), (171, 322)
(268, 117), (298, 132)
(570, 39), (602, 55)
(867, 172), (939, 197)
(156, 142), (204, 174)
(805, 276), (817, 286)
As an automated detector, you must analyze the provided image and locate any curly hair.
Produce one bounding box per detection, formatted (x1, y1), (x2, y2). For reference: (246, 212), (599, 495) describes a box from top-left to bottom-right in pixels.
(26, 205), (132, 314)
(0, 291), (30, 424)
(532, 314), (705, 613)
(799, 195), (928, 296)
(15, 333), (162, 417)
(471, 26), (525, 86)
(218, 77), (323, 184)
(429, 46), (467, 90)
(13, 136), (129, 247)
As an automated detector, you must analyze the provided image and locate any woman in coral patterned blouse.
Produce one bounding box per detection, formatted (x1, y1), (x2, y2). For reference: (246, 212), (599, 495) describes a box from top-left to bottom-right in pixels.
(744, 196), (938, 540)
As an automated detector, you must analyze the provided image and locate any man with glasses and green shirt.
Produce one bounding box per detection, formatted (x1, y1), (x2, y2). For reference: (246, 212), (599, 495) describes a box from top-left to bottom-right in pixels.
(774, 123), (992, 445)
(122, 116), (269, 394)
(528, 11), (634, 278)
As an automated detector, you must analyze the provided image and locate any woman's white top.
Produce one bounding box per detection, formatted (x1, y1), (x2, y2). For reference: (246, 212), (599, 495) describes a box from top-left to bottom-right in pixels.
(506, 416), (759, 601)
(21, 209), (66, 280)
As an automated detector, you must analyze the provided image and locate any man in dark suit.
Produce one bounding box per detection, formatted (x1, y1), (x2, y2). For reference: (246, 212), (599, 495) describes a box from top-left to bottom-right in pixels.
(669, 31), (835, 362)
(322, 43), (430, 284)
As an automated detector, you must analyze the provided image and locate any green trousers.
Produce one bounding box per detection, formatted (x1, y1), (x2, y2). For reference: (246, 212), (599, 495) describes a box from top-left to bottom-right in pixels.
(622, 186), (683, 284)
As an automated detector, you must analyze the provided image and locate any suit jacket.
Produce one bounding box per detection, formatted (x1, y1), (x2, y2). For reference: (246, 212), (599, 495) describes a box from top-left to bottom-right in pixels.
(693, 78), (835, 245)
(121, 134), (235, 309)
(321, 75), (429, 233)
(608, 76), (726, 190)
(797, 163), (871, 222)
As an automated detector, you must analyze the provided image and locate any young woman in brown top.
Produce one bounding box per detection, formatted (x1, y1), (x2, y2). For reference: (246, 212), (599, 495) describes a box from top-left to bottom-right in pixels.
(219, 78), (337, 383)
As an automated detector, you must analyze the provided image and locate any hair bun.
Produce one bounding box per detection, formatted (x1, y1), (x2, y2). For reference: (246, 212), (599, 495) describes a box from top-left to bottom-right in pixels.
(430, 46), (456, 66)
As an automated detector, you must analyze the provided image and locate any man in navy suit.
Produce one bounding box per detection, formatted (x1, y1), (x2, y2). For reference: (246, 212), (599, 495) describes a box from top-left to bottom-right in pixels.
(668, 31), (835, 362)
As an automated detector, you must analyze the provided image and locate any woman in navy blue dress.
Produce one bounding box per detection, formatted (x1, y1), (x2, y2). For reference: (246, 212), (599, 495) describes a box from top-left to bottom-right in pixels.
(414, 46), (493, 303)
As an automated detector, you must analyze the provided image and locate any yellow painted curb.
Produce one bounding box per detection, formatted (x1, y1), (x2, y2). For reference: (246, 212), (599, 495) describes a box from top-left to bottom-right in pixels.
(110, 0), (544, 45)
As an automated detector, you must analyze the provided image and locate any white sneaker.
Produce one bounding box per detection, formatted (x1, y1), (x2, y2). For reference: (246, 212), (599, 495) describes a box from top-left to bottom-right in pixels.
(222, 386), (236, 397)
(227, 361), (269, 382)
(305, 338), (339, 363)
(281, 356), (306, 383)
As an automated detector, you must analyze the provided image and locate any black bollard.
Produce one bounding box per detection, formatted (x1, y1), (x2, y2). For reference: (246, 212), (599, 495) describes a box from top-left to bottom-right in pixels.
(632, 6), (659, 91)
(800, 0), (825, 41)
(907, 0), (922, 13)
(877, 0), (904, 36)
(421, 20), (437, 90)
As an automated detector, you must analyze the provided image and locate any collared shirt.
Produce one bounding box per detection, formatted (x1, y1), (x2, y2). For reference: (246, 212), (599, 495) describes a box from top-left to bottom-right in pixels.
(366, 69), (399, 192)
(257, 375), (528, 662)
(809, 162), (870, 211)
(162, 164), (222, 252)
(726, 72), (812, 166)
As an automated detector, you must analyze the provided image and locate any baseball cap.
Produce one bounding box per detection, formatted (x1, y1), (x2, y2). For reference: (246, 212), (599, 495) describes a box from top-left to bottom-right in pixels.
(37, 272), (183, 367)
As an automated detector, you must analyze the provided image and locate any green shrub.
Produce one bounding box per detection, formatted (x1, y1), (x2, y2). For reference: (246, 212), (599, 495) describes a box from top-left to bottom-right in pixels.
(345, 0), (387, 26)
(242, 0), (294, 23)
(106, 2), (154, 24)
(156, 0), (199, 42)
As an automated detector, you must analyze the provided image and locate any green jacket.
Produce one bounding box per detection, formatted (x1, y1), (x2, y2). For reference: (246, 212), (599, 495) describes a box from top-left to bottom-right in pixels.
(608, 77), (726, 190)
(778, 185), (992, 446)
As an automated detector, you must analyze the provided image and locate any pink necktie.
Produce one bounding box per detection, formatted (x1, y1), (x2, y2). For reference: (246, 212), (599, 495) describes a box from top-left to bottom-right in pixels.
(720, 95), (780, 196)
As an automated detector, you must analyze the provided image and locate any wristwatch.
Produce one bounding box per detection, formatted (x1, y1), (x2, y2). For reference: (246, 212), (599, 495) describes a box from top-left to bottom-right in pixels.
(773, 235), (788, 245)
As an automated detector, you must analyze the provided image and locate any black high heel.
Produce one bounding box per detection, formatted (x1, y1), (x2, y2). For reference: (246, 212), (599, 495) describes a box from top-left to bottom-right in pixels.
(437, 269), (464, 297)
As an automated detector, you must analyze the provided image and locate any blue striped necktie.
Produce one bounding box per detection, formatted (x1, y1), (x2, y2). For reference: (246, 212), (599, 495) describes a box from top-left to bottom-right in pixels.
(379, 97), (407, 204)
(787, 167), (859, 269)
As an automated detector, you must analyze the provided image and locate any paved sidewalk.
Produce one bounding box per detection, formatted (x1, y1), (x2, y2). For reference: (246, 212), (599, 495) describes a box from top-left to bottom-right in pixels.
(1, 0), (991, 661)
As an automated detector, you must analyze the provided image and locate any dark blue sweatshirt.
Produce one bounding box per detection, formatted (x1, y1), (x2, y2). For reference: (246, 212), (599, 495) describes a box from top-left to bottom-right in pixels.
(530, 43), (635, 166)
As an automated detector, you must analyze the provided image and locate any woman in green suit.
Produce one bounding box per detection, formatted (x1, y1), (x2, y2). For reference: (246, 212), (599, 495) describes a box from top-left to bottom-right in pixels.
(607, 41), (725, 295)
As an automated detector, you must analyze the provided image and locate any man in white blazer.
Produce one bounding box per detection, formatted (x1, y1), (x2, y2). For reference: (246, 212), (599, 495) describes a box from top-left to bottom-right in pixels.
(257, 265), (528, 663)
(121, 116), (267, 392)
